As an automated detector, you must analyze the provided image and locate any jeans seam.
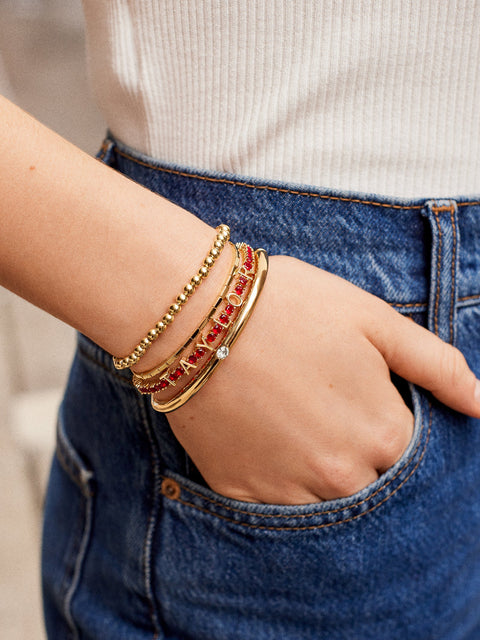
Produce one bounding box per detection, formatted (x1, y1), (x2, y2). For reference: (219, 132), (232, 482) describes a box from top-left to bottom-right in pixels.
(139, 397), (163, 639)
(449, 204), (458, 345)
(62, 494), (94, 640)
(113, 147), (427, 210)
(162, 397), (431, 529)
(113, 146), (480, 210)
(431, 208), (443, 337)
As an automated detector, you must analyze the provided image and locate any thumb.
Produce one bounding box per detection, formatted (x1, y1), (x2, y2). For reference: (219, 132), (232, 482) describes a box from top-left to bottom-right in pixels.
(367, 302), (480, 419)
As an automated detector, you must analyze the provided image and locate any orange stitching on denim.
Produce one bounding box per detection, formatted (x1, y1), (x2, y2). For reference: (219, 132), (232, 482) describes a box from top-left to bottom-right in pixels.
(388, 301), (426, 309)
(457, 201), (480, 207)
(388, 296), (480, 307)
(430, 205), (456, 212)
(97, 140), (109, 161)
(168, 402), (431, 532)
(431, 208), (443, 336)
(459, 293), (480, 302)
(114, 147), (480, 209)
(101, 140), (480, 209)
(162, 394), (426, 521)
(449, 205), (457, 344)
(114, 147), (427, 210)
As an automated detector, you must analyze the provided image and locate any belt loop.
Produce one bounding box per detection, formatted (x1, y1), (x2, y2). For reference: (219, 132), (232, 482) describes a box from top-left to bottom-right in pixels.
(95, 132), (116, 166)
(421, 200), (459, 345)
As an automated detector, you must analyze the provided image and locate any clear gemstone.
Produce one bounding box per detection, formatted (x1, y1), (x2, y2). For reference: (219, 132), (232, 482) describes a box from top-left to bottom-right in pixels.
(216, 346), (230, 359)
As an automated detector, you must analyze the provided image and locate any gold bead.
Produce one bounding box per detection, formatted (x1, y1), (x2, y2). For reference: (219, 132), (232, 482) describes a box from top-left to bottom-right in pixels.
(156, 321), (166, 331)
(200, 266), (209, 276)
(215, 239), (223, 249)
(176, 293), (187, 304)
(192, 275), (202, 285)
(184, 283), (194, 295)
(135, 346), (144, 355)
(164, 314), (174, 324)
(211, 247), (219, 257)
(148, 329), (158, 340)
(169, 303), (180, 314)
(204, 256), (214, 266)
(141, 338), (150, 347)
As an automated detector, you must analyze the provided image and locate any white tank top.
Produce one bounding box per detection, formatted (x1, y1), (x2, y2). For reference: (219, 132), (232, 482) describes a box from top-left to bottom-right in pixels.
(81, 0), (480, 199)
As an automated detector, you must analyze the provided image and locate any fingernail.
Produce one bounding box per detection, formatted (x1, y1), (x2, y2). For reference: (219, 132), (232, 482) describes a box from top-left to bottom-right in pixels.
(475, 379), (480, 404)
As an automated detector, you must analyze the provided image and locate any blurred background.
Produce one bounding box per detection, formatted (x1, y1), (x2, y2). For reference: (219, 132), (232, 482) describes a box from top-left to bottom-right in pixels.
(0, 1), (105, 636)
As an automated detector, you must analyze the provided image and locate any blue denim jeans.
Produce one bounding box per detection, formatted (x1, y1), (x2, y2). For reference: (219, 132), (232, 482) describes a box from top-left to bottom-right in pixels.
(42, 135), (480, 639)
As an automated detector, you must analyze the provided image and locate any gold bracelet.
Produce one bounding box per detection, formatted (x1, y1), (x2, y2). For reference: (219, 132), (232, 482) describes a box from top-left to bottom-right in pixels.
(131, 242), (253, 393)
(112, 224), (230, 370)
(131, 242), (242, 390)
(151, 247), (268, 413)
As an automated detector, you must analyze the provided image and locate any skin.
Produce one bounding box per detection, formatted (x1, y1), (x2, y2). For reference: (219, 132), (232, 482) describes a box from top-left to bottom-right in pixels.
(1, 95), (479, 504)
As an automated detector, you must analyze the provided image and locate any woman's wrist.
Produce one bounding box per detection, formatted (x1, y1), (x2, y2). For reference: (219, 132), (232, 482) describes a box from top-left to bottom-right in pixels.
(126, 239), (236, 374)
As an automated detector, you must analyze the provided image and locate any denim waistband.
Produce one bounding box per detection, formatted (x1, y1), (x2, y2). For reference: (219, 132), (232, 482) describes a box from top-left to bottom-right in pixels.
(83, 134), (480, 368)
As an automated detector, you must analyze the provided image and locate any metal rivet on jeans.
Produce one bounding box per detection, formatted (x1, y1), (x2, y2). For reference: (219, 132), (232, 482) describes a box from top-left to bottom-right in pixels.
(161, 478), (181, 500)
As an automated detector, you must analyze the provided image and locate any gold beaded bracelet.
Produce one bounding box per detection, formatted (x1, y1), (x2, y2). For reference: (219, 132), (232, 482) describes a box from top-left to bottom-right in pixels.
(151, 247), (268, 413)
(112, 224), (230, 370)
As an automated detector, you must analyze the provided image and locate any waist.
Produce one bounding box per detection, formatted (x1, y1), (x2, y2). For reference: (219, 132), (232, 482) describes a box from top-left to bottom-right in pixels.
(99, 134), (480, 320)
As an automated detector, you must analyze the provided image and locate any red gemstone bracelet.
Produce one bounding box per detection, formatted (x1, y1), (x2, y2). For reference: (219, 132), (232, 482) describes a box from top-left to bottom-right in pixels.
(131, 242), (256, 394)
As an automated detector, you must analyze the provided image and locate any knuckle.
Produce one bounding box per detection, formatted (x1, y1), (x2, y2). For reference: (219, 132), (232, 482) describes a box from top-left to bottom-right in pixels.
(377, 409), (414, 464)
(436, 343), (468, 387)
(320, 457), (364, 497)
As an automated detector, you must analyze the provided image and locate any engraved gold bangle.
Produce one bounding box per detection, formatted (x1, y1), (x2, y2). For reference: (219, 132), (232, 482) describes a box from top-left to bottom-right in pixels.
(112, 224), (230, 370)
(151, 247), (268, 413)
(131, 243), (242, 389)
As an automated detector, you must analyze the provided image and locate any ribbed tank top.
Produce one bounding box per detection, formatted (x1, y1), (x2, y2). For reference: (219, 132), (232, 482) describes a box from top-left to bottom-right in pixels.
(81, 0), (480, 199)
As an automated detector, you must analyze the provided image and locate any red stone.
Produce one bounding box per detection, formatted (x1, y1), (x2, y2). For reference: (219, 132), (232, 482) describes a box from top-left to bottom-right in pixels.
(225, 304), (235, 315)
(188, 354), (197, 364)
(235, 285), (244, 295)
(244, 261), (252, 270)
(239, 276), (248, 285)
(212, 324), (223, 334)
(195, 348), (206, 358)
(219, 313), (229, 324)
(169, 369), (183, 381)
(206, 332), (217, 343)
(159, 380), (169, 389)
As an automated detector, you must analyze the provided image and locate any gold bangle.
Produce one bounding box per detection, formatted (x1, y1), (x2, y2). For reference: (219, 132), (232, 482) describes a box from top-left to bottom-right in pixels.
(151, 247), (268, 413)
(131, 242), (241, 388)
(112, 224), (230, 370)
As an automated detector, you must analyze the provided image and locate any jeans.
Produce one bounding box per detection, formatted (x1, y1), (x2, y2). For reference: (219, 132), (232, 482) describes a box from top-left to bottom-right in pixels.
(42, 134), (480, 639)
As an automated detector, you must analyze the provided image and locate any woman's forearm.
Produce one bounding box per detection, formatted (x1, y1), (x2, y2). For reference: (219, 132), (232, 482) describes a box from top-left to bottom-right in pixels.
(0, 95), (233, 368)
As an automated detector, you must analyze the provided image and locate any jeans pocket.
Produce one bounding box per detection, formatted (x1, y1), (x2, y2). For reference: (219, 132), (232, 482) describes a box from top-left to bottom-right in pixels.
(41, 414), (95, 640)
(158, 380), (428, 532)
(153, 382), (430, 639)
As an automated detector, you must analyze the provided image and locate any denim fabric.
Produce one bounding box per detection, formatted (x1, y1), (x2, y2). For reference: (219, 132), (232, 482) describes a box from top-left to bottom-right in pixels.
(42, 135), (480, 640)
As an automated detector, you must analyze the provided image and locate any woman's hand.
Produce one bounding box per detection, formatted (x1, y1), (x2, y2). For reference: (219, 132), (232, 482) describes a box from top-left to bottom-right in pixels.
(165, 255), (480, 505)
